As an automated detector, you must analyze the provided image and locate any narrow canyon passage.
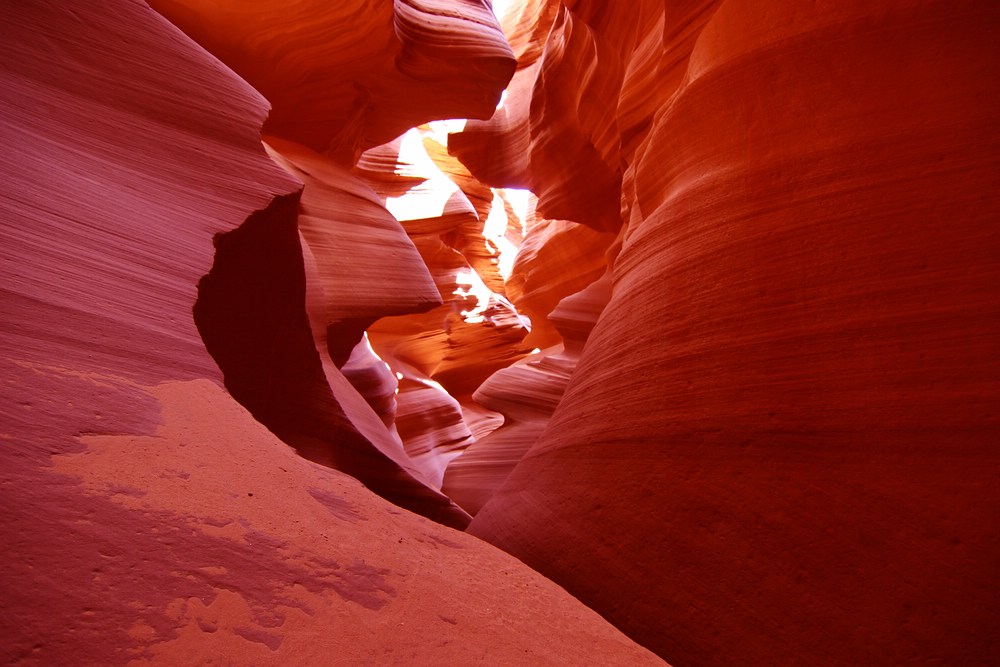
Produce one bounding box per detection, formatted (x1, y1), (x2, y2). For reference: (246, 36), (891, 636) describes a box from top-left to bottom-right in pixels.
(2, 1), (998, 666)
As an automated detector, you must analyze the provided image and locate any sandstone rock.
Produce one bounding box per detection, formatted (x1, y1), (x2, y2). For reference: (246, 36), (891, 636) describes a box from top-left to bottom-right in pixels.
(448, 0), (560, 190)
(467, 1), (1000, 664)
(263, 136), (441, 365)
(195, 147), (467, 528)
(354, 127), (534, 475)
(505, 216), (616, 349)
(394, 376), (475, 489)
(0, 2), (664, 663)
(148, 0), (516, 161)
(445, 273), (612, 514)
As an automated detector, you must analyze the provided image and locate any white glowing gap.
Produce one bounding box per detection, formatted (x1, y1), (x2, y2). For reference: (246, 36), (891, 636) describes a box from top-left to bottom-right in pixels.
(481, 191), (517, 280)
(453, 269), (492, 324)
(385, 127), (460, 223)
(502, 188), (533, 233)
(426, 119), (467, 141)
(491, 0), (513, 22)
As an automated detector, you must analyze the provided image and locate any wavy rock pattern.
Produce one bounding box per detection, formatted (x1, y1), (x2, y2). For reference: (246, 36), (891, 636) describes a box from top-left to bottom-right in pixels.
(8, 0), (998, 663)
(149, 0), (515, 161)
(354, 126), (535, 477)
(505, 216), (615, 348)
(465, 1), (1000, 664)
(194, 141), (467, 529)
(0, 1), (663, 664)
(444, 273), (612, 514)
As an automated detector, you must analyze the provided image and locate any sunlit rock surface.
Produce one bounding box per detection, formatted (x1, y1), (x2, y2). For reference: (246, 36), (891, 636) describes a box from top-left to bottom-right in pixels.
(0, 1), (664, 664)
(354, 127), (534, 478)
(444, 273), (612, 514)
(464, 1), (1000, 664)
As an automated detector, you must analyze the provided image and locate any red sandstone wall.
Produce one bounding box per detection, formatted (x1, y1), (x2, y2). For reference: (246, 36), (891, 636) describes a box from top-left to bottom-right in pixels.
(0, 1), (663, 663)
(464, 1), (1000, 664)
(5, 0), (998, 663)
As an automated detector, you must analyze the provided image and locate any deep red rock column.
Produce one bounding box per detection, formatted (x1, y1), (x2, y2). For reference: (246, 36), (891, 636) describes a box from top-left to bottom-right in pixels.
(470, 1), (1000, 664)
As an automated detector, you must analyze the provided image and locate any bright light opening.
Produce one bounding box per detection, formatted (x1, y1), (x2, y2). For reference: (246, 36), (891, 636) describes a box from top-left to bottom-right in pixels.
(426, 119), (467, 141)
(483, 191), (520, 279)
(385, 127), (462, 223)
(502, 188), (533, 232)
(491, 0), (513, 22)
(453, 269), (493, 324)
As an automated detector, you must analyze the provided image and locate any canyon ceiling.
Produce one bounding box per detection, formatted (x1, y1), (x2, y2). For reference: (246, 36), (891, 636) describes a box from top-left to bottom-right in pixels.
(1, 0), (998, 665)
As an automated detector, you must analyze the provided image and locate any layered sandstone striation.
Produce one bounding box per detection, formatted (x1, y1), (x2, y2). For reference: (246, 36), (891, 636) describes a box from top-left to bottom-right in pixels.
(444, 273), (613, 514)
(5, 0), (998, 664)
(148, 0), (515, 161)
(0, 1), (663, 664)
(462, 1), (1000, 665)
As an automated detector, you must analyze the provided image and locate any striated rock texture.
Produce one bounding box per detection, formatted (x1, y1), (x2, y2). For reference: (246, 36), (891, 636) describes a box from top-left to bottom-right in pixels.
(196, 134), (468, 527)
(0, 1), (664, 664)
(356, 126), (535, 478)
(464, 0), (1000, 665)
(444, 273), (613, 514)
(7, 0), (999, 664)
(504, 214), (615, 348)
(148, 0), (516, 161)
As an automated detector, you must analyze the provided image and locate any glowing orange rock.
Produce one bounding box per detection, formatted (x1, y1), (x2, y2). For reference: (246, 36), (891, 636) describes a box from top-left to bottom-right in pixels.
(148, 0), (515, 161)
(353, 128), (532, 476)
(444, 272), (612, 514)
(505, 216), (615, 348)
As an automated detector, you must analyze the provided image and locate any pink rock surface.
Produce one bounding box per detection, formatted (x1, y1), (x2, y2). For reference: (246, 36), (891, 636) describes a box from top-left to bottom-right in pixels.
(10, 0), (998, 663)
(192, 143), (468, 527)
(466, 0), (1000, 664)
(265, 136), (441, 363)
(0, 2), (664, 664)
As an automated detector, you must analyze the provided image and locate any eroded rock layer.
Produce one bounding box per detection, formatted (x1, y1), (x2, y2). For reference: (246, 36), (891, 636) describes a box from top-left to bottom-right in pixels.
(465, 1), (1000, 664)
(0, 1), (663, 664)
(148, 0), (516, 161)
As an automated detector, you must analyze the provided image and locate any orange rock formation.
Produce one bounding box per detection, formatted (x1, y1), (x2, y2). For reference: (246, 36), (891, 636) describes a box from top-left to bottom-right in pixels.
(465, 1), (1000, 664)
(0, 1), (660, 664)
(2, 0), (998, 665)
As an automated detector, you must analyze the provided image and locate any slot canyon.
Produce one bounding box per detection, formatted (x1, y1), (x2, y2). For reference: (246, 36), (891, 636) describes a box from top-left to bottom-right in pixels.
(1, 0), (998, 665)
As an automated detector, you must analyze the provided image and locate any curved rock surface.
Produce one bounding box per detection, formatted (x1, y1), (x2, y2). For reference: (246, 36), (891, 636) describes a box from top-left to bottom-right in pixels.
(0, 1), (664, 664)
(449, 0), (559, 189)
(354, 126), (534, 476)
(505, 215), (615, 348)
(444, 272), (612, 514)
(148, 0), (516, 161)
(466, 1), (1000, 664)
(9, 0), (999, 664)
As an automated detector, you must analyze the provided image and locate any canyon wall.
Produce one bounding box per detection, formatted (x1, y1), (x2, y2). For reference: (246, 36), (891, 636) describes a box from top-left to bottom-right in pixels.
(463, 1), (1000, 665)
(3, 0), (998, 664)
(0, 1), (662, 664)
